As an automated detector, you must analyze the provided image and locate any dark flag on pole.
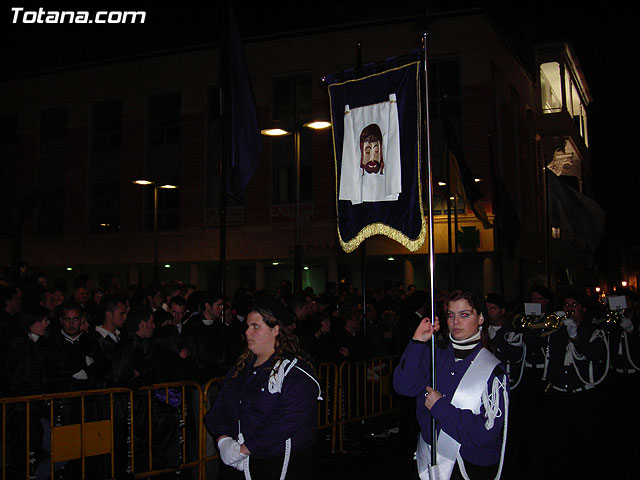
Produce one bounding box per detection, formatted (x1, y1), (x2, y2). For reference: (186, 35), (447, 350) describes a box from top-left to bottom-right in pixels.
(443, 118), (492, 229)
(326, 57), (426, 253)
(222, 4), (262, 199)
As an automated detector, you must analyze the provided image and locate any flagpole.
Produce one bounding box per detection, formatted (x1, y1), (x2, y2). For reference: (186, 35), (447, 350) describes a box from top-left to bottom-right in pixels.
(355, 42), (369, 338)
(219, 3), (229, 301)
(422, 32), (438, 468)
(488, 134), (505, 296)
(446, 141), (454, 289)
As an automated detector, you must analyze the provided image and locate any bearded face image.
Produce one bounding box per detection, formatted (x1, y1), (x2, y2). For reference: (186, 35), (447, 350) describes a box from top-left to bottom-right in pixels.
(362, 140), (382, 173)
(359, 124), (384, 175)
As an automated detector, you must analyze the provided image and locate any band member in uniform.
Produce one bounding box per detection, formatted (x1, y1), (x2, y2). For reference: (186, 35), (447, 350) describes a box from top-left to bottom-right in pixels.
(205, 295), (322, 480)
(597, 291), (638, 479)
(542, 289), (608, 480)
(394, 288), (509, 480)
(485, 294), (524, 390)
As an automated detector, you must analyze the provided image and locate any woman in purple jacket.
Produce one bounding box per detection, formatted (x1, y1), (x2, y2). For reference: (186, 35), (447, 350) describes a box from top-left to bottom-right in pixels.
(205, 295), (322, 480)
(394, 288), (509, 480)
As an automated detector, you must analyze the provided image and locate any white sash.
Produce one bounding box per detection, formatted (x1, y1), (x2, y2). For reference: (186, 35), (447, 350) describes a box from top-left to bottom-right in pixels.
(417, 348), (500, 480)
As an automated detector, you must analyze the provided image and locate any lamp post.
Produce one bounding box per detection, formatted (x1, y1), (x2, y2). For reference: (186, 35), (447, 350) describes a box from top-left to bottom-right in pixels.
(261, 120), (330, 292)
(132, 179), (178, 283)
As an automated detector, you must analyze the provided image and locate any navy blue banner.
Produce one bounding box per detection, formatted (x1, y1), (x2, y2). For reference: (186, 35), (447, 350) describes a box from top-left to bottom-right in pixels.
(327, 61), (425, 253)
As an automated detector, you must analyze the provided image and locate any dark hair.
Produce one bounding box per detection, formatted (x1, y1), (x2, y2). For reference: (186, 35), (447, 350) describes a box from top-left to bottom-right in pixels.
(127, 304), (153, 332)
(560, 289), (585, 307)
(232, 295), (311, 378)
(168, 295), (187, 308)
(531, 284), (552, 301)
(485, 293), (505, 310)
(446, 287), (487, 319)
(146, 282), (164, 298)
(101, 294), (128, 317)
(407, 289), (428, 311)
(60, 300), (84, 316)
(198, 290), (223, 312)
(73, 274), (91, 290)
(20, 304), (49, 329)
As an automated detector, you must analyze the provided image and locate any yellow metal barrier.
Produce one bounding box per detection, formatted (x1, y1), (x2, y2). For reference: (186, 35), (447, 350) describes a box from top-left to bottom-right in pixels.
(337, 356), (400, 451)
(316, 362), (340, 453)
(201, 376), (224, 479)
(134, 380), (203, 479)
(1, 358), (398, 478)
(1, 387), (132, 480)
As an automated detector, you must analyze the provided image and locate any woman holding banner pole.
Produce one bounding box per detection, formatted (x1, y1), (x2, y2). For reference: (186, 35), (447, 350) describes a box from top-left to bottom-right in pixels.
(394, 287), (509, 480)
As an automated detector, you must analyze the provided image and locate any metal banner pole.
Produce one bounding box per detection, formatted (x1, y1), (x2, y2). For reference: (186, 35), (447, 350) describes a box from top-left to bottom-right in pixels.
(422, 32), (438, 467)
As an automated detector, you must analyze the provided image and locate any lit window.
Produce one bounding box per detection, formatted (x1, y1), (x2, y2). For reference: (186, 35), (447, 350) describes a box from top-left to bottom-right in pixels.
(540, 62), (562, 113)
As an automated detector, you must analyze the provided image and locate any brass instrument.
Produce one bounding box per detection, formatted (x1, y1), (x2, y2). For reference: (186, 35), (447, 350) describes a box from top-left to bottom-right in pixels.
(594, 309), (627, 325)
(513, 312), (567, 336)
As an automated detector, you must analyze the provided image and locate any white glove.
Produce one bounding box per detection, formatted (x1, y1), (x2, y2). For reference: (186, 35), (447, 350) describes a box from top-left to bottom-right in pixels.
(218, 437), (248, 467)
(487, 325), (500, 340)
(232, 456), (248, 471)
(620, 316), (634, 333)
(72, 369), (88, 380)
(563, 318), (578, 339)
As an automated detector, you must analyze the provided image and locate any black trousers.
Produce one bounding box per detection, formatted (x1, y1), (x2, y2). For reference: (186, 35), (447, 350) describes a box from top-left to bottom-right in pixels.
(219, 445), (319, 480)
(411, 458), (499, 480)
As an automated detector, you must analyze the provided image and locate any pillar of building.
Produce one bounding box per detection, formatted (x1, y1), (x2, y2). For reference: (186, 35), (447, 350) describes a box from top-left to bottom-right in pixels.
(350, 262), (362, 294)
(255, 261), (266, 292)
(403, 259), (414, 289)
(128, 265), (140, 287)
(189, 263), (199, 287)
(327, 257), (338, 287)
(483, 255), (494, 295)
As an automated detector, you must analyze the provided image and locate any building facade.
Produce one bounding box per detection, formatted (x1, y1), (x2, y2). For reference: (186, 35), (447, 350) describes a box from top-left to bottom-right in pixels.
(0, 9), (597, 300)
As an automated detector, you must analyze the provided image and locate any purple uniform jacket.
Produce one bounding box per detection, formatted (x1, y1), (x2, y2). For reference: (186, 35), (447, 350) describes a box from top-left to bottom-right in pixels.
(205, 355), (319, 459)
(393, 341), (508, 466)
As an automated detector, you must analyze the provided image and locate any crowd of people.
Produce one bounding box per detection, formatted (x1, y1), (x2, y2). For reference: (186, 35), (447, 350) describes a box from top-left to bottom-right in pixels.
(0, 271), (638, 479)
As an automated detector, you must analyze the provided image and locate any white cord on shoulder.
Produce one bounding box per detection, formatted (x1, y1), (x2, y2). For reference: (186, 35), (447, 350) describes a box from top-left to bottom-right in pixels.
(565, 329), (610, 387)
(456, 374), (509, 480)
(268, 358), (323, 400)
(482, 376), (506, 430)
(504, 332), (526, 390)
(268, 359), (298, 394)
(622, 331), (640, 371)
(294, 365), (323, 400)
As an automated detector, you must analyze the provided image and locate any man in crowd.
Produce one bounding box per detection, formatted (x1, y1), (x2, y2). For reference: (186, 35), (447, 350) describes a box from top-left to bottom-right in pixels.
(183, 291), (227, 382)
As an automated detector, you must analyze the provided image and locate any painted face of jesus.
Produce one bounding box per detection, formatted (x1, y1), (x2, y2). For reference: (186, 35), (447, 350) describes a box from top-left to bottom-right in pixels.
(362, 140), (382, 173)
(359, 124), (384, 175)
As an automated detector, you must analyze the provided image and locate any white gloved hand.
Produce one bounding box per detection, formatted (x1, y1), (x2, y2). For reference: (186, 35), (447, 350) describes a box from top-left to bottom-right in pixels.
(487, 325), (499, 340)
(620, 316), (634, 333)
(218, 437), (248, 466)
(72, 369), (88, 380)
(232, 456), (248, 471)
(563, 318), (578, 339)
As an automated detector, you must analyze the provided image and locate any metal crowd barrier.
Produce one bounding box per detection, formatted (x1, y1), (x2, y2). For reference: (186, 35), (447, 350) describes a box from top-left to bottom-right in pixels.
(337, 355), (401, 451)
(1, 356), (400, 478)
(1, 387), (132, 480)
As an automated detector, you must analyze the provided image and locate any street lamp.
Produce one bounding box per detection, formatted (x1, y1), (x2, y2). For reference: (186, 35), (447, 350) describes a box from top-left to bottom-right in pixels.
(261, 118), (330, 292)
(132, 179), (178, 283)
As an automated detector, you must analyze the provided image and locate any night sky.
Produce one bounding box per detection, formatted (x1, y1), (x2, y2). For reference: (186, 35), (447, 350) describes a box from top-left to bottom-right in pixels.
(2, 2), (637, 249)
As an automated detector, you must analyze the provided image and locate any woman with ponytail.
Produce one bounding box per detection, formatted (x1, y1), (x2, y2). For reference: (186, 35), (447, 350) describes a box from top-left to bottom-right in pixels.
(394, 287), (509, 480)
(205, 295), (322, 480)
